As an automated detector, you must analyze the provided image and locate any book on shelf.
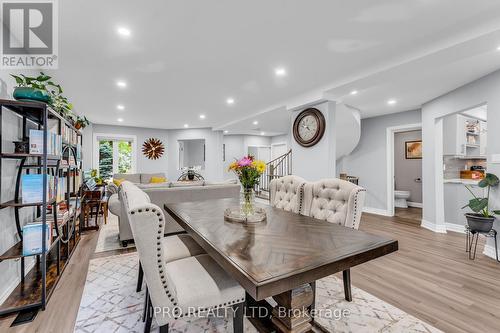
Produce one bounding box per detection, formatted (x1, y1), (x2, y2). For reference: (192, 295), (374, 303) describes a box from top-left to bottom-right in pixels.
(29, 129), (62, 156)
(21, 174), (55, 203)
(22, 222), (52, 256)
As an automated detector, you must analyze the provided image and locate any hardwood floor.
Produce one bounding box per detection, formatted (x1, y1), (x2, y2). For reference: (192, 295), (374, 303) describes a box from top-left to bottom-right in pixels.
(0, 212), (499, 333)
(394, 206), (422, 222)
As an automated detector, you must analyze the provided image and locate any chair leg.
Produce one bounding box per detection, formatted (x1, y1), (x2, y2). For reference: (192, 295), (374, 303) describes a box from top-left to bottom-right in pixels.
(308, 281), (316, 320)
(159, 324), (169, 333)
(232, 302), (244, 333)
(343, 269), (352, 302)
(142, 287), (149, 322)
(137, 261), (144, 292)
(144, 293), (153, 333)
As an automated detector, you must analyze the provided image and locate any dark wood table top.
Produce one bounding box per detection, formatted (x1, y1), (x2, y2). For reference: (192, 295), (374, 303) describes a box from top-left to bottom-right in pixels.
(165, 198), (398, 300)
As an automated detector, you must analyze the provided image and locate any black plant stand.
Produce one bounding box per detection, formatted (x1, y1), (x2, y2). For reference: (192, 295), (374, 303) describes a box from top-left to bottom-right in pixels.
(466, 226), (499, 262)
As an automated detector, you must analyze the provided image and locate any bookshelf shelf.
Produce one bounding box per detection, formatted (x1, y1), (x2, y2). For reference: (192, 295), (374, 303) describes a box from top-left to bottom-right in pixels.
(0, 99), (84, 324)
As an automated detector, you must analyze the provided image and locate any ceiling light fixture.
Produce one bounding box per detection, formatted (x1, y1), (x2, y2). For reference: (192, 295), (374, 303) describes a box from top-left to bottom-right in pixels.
(224, 130), (229, 134)
(274, 67), (287, 77)
(116, 80), (127, 88)
(117, 27), (131, 37)
(350, 90), (358, 95)
(387, 99), (397, 105)
(226, 98), (235, 105)
(253, 121), (258, 125)
(199, 114), (206, 119)
(260, 131), (265, 136)
(497, 46), (500, 51)
(183, 124), (189, 128)
(117, 118), (124, 122)
(117, 104), (125, 110)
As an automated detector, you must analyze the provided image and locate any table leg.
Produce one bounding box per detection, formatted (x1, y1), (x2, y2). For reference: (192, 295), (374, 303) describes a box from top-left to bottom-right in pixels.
(343, 269), (352, 302)
(271, 283), (314, 333)
(103, 203), (108, 224)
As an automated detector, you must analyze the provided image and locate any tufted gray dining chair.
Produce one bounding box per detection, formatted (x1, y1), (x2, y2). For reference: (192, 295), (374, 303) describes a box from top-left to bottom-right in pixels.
(302, 178), (366, 303)
(122, 181), (245, 333)
(269, 175), (307, 214)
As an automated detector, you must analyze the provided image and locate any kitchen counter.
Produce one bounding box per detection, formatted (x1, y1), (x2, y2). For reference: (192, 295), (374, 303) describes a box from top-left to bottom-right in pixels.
(444, 178), (481, 185)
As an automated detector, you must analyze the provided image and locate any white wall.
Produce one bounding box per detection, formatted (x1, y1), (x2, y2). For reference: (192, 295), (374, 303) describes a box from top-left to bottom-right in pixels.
(168, 128), (223, 181)
(421, 69), (500, 260)
(341, 109), (422, 212)
(394, 130), (422, 204)
(91, 124), (169, 175)
(290, 101), (336, 181)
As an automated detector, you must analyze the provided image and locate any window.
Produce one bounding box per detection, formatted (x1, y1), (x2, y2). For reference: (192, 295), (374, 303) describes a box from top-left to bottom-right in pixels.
(93, 134), (137, 180)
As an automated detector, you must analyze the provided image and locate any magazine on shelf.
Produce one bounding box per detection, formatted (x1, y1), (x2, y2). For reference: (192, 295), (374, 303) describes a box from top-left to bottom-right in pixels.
(21, 174), (55, 203)
(22, 222), (52, 256)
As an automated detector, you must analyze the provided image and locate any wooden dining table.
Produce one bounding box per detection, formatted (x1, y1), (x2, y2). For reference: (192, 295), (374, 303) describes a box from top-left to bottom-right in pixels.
(165, 198), (398, 333)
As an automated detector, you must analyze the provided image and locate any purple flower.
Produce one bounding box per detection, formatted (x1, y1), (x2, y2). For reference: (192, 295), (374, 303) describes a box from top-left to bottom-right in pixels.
(238, 157), (252, 167)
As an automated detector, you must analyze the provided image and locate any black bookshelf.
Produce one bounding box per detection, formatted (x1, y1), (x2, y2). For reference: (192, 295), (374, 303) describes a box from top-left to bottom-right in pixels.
(0, 99), (83, 325)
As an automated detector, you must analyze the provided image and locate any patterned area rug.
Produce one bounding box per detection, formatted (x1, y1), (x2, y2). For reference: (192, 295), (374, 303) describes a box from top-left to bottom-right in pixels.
(74, 253), (441, 333)
(94, 213), (135, 253)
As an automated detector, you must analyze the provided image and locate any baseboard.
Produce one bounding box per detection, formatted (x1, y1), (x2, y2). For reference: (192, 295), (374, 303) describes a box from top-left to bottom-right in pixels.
(363, 207), (392, 216)
(421, 219), (447, 233)
(407, 202), (423, 208)
(0, 258), (36, 305)
(445, 223), (466, 234)
(483, 243), (499, 261)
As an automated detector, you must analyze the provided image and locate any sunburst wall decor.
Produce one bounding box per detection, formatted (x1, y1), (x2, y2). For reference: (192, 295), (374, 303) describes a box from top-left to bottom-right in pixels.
(142, 138), (164, 160)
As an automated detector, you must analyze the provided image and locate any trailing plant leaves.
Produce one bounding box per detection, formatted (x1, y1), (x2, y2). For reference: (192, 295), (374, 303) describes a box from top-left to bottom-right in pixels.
(467, 198), (488, 212)
(478, 173), (499, 188)
(493, 210), (500, 215)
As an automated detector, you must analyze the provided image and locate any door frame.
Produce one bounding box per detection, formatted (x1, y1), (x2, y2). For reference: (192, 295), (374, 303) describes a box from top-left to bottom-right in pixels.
(93, 133), (138, 175)
(386, 123), (422, 216)
(271, 142), (288, 160)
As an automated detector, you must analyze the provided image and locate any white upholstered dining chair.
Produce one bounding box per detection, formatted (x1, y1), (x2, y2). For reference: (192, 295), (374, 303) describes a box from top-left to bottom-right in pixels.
(121, 181), (245, 333)
(302, 178), (366, 302)
(269, 175), (306, 214)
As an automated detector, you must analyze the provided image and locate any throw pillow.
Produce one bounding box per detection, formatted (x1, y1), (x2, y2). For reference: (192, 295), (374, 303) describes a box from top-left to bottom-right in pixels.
(113, 178), (126, 186)
(150, 176), (167, 183)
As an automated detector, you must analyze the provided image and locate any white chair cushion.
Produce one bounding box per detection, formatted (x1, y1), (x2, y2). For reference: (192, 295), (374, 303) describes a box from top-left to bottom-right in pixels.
(163, 234), (205, 263)
(306, 179), (354, 225)
(270, 175), (306, 214)
(165, 254), (245, 314)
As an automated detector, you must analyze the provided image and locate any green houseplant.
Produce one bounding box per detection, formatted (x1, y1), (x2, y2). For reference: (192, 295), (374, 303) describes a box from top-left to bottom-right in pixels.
(463, 173), (500, 233)
(11, 73), (53, 103)
(74, 115), (90, 130)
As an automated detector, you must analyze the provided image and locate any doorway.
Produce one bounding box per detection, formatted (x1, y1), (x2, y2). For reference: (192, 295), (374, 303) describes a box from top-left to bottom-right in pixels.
(248, 146), (271, 163)
(93, 133), (137, 181)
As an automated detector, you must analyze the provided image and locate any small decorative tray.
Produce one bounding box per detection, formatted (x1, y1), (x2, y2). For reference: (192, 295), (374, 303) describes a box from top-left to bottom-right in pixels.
(224, 207), (267, 224)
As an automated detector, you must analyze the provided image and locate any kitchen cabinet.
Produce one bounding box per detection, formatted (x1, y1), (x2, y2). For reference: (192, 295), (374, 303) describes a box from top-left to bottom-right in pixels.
(443, 114), (486, 158)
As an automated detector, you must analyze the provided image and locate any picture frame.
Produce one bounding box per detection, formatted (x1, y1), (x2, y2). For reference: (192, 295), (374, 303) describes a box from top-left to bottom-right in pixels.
(405, 140), (422, 159)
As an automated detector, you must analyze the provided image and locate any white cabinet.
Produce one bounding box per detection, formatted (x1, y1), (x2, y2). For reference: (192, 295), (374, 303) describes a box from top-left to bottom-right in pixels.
(443, 114), (486, 158)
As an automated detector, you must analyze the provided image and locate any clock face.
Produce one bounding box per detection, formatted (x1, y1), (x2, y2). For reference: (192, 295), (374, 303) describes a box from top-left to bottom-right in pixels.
(293, 108), (325, 147)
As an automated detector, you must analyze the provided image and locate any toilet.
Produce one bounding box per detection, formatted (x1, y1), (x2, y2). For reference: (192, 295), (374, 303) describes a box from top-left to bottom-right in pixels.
(395, 190), (411, 208)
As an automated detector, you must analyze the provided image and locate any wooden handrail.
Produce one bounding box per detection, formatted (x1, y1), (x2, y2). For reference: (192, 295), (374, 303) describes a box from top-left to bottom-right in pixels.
(255, 150), (292, 197)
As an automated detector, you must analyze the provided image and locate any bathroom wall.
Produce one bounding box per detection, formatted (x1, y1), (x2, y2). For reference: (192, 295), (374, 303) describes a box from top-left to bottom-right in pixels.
(394, 130), (422, 204)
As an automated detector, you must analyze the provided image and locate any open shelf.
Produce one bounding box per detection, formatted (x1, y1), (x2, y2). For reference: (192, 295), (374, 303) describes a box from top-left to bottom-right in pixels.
(0, 236), (61, 261)
(0, 198), (56, 209)
(1, 152), (61, 160)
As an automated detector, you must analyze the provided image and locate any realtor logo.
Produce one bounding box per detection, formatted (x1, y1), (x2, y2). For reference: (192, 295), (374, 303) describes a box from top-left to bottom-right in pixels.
(1, 0), (58, 68)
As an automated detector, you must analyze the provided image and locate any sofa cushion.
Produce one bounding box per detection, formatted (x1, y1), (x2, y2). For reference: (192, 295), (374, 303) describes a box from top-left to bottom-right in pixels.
(114, 173), (140, 184)
(203, 179), (238, 186)
(141, 173), (167, 184)
(137, 182), (171, 190)
(170, 181), (204, 187)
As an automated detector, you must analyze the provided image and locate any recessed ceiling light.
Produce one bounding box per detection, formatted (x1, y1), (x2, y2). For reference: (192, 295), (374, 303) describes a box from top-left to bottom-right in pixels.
(350, 90), (358, 95)
(226, 98), (235, 105)
(183, 124), (189, 128)
(387, 99), (397, 105)
(260, 131), (265, 136)
(497, 45), (500, 51)
(117, 118), (124, 122)
(117, 27), (131, 37)
(224, 130), (229, 134)
(274, 67), (287, 77)
(116, 80), (127, 88)
(253, 121), (258, 125)
(199, 114), (206, 119)
(117, 104), (125, 110)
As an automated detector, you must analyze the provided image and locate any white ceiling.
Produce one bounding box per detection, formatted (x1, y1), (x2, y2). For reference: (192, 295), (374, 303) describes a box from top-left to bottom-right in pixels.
(52, 0), (500, 133)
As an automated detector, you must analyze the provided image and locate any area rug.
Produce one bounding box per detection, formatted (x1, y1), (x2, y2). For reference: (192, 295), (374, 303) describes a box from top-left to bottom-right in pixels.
(74, 253), (441, 333)
(94, 213), (135, 253)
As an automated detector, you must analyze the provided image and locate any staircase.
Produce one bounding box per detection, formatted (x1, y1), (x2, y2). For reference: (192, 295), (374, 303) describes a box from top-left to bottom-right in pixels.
(255, 150), (292, 199)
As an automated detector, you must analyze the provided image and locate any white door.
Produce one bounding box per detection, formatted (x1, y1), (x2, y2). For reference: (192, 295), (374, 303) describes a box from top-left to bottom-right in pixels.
(258, 147), (271, 163)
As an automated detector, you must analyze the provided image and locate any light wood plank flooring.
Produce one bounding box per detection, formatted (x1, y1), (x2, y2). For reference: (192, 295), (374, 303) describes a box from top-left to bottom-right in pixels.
(1, 212), (499, 333)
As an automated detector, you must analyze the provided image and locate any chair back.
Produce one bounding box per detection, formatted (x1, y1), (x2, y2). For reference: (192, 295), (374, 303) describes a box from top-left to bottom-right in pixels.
(121, 181), (175, 326)
(303, 178), (366, 229)
(269, 175), (306, 214)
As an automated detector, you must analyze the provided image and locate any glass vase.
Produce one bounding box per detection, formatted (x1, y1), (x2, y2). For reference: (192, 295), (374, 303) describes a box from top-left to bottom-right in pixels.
(240, 188), (256, 217)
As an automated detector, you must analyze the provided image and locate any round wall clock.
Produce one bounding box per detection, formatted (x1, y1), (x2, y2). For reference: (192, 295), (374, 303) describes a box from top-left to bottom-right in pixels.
(142, 138), (165, 160)
(293, 108), (326, 147)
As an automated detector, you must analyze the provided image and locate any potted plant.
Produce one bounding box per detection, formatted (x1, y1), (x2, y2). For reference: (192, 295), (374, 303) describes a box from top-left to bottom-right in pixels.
(11, 73), (53, 103)
(74, 115), (90, 130)
(463, 173), (500, 233)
